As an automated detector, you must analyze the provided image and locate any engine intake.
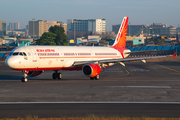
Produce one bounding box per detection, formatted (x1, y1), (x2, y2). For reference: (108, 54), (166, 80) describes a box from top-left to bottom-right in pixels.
(82, 64), (101, 77)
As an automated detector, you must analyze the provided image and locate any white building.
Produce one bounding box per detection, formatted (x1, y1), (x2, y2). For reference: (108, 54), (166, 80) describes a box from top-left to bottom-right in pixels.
(47, 21), (61, 30)
(67, 19), (106, 32)
(88, 35), (100, 42)
(176, 25), (180, 34)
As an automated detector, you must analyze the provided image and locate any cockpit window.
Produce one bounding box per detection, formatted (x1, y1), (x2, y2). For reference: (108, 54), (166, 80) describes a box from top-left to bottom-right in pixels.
(19, 52), (23, 56)
(12, 52), (27, 56)
(23, 52), (27, 56)
(12, 52), (19, 56)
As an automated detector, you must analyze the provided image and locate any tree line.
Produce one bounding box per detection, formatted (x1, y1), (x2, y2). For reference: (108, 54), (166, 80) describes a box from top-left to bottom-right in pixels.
(36, 25), (68, 46)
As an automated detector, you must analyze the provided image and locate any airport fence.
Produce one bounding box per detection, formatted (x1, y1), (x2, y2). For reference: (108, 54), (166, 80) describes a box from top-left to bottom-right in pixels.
(0, 53), (7, 61)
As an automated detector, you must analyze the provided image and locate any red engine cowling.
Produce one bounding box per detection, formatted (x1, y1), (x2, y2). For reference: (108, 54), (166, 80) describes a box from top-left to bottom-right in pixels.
(82, 64), (101, 77)
(28, 71), (43, 77)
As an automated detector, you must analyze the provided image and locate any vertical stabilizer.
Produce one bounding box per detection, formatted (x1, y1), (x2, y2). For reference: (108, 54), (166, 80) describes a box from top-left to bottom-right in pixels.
(112, 17), (129, 49)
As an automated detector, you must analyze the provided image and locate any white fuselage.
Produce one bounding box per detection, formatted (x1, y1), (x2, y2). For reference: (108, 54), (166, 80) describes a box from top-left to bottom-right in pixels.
(5, 46), (130, 71)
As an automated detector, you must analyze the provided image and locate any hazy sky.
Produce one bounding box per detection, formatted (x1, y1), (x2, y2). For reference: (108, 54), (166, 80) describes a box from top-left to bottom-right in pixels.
(1, 0), (180, 30)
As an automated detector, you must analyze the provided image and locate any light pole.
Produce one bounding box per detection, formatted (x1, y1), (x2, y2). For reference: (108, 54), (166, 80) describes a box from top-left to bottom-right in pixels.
(129, 22), (130, 36)
(32, 18), (35, 41)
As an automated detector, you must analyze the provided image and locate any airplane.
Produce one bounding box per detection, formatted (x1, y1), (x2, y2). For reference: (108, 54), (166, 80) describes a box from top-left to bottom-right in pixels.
(5, 17), (167, 82)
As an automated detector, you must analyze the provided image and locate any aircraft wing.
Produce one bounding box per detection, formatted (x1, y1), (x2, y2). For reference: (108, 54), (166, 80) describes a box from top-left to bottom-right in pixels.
(73, 55), (168, 66)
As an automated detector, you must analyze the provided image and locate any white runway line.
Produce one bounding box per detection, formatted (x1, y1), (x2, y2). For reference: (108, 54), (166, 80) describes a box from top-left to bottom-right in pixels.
(103, 86), (171, 88)
(0, 102), (180, 104)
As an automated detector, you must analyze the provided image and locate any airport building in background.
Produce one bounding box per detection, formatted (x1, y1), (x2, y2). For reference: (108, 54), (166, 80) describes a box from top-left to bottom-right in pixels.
(29, 20), (67, 38)
(29, 20), (48, 38)
(0, 20), (6, 37)
(112, 24), (149, 36)
(7, 23), (20, 31)
(47, 21), (67, 35)
(67, 19), (106, 40)
(67, 19), (106, 32)
(112, 23), (176, 36)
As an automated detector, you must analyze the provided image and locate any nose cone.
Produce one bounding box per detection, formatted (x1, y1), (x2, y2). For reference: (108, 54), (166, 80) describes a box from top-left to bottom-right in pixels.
(5, 57), (17, 69)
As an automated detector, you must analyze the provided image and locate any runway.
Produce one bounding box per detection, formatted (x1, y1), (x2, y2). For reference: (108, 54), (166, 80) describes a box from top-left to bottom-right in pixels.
(1, 103), (180, 118)
(0, 61), (180, 118)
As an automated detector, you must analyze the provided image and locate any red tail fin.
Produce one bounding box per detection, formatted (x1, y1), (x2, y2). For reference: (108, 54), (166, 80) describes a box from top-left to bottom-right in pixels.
(112, 17), (129, 49)
(173, 52), (176, 58)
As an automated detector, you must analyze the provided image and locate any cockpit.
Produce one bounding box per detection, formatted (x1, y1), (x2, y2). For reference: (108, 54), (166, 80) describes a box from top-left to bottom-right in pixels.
(9, 52), (27, 56)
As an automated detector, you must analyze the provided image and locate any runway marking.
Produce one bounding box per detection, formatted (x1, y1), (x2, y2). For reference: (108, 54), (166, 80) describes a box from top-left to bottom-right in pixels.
(120, 67), (129, 76)
(104, 68), (123, 72)
(129, 68), (150, 72)
(105, 70), (122, 72)
(104, 67), (129, 76)
(0, 102), (180, 104)
(103, 86), (171, 88)
(156, 64), (180, 73)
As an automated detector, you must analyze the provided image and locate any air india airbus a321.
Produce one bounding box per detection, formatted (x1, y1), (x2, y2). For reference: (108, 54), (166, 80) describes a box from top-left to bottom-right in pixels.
(5, 17), (167, 82)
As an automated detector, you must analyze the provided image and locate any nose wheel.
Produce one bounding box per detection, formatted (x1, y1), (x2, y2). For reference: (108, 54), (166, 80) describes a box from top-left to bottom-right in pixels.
(21, 71), (28, 82)
(52, 70), (62, 79)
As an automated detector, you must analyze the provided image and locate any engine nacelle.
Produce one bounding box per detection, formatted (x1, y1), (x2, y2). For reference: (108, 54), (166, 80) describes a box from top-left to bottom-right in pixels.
(28, 71), (43, 77)
(82, 64), (101, 77)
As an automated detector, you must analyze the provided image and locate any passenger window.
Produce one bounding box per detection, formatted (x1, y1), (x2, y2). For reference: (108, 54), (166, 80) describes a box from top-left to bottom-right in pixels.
(23, 52), (27, 56)
(19, 52), (23, 56)
(12, 52), (19, 56)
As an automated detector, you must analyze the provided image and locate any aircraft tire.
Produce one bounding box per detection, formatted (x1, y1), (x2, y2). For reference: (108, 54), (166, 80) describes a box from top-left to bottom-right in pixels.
(90, 77), (95, 80)
(58, 73), (62, 79)
(95, 75), (99, 80)
(21, 78), (28, 82)
(52, 73), (57, 79)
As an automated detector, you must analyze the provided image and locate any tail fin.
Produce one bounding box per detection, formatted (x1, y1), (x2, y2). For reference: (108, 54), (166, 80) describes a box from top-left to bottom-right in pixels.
(173, 52), (176, 58)
(112, 17), (129, 49)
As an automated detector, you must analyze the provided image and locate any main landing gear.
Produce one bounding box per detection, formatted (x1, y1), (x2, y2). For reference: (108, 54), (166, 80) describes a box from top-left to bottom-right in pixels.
(90, 75), (99, 80)
(21, 71), (28, 82)
(52, 70), (62, 80)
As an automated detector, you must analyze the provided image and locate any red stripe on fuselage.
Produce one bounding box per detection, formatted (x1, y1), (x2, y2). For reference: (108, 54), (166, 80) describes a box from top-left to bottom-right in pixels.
(13, 66), (82, 71)
(39, 56), (121, 59)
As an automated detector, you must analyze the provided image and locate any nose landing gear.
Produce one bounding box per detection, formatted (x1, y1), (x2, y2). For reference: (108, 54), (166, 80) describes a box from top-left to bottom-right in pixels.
(21, 71), (28, 82)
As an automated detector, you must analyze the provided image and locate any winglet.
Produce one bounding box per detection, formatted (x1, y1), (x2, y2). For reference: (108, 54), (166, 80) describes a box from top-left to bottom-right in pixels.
(173, 52), (176, 58)
(112, 17), (129, 49)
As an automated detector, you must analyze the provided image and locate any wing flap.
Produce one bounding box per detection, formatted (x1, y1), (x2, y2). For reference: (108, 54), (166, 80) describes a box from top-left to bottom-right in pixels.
(73, 55), (167, 67)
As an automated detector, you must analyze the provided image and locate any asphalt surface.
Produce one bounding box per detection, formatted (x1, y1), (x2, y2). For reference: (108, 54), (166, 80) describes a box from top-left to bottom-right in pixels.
(1, 61), (180, 118)
(1, 103), (180, 118)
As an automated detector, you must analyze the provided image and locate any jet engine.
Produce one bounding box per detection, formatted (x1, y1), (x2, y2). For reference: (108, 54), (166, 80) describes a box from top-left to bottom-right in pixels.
(28, 71), (43, 77)
(82, 64), (101, 78)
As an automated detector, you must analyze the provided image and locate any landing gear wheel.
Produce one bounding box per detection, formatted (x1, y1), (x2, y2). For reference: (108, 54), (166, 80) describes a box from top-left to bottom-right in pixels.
(52, 71), (62, 80)
(21, 71), (28, 82)
(58, 73), (62, 79)
(90, 75), (100, 80)
(90, 77), (95, 80)
(52, 73), (57, 79)
(95, 75), (99, 80)
(21, 77), (28, 82)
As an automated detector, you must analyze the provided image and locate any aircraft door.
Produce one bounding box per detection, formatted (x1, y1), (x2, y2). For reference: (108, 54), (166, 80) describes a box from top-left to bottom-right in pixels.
(30, 48), (37, 62)
(58, 48), (64, 62)
(90, 50), (94, 60)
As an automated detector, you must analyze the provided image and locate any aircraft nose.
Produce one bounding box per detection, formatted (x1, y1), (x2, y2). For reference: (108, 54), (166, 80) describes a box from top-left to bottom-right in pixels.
(5, 57), (17, 69)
